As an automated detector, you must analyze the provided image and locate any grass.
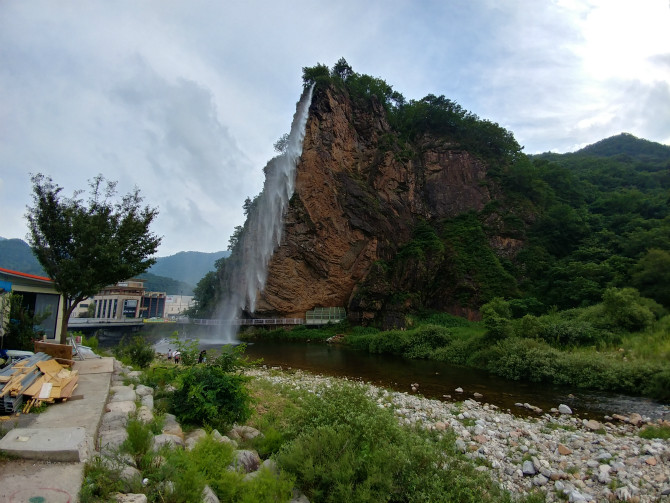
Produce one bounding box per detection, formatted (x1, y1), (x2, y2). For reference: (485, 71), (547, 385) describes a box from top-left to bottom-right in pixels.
(638, 425), (670, 440)
(618, 316), (670, 362)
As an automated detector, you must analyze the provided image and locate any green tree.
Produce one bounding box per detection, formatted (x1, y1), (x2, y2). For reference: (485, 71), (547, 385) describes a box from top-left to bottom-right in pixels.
(302, 63), (331, 88)
(601, 287), (655, 332)
(0, 293), (48, 351)
(631, 249), (670, 308)
(331, 57), (353, 81)
(481, 297), (513, 341)
(26, 174), (161, 343)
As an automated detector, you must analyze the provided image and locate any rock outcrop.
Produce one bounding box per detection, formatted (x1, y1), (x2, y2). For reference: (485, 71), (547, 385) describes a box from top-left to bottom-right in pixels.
(255, 84), (522, 324)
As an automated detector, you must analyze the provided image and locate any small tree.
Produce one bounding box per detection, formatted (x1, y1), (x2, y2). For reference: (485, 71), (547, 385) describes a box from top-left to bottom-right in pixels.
(0, 293), (47, 351)
(26, 174), (161, 343)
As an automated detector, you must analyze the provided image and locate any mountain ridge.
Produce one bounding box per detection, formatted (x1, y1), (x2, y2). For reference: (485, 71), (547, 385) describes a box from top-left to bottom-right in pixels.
(0, 238), (227, 294)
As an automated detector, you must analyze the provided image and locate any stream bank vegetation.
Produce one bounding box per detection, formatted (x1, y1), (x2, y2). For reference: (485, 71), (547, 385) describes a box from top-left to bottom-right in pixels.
(82, 340), (544, 503)
(239, 287), (670, 402)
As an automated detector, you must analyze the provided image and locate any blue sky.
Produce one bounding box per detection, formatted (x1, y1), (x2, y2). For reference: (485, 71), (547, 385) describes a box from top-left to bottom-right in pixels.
(1, 0), (668, 255)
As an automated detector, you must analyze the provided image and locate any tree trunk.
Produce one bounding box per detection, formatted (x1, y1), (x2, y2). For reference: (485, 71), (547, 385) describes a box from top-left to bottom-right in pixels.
(59, 300), (77, 345)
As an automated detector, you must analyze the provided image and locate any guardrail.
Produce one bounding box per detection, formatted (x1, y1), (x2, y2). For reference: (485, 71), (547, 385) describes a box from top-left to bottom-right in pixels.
(190, 318), (305, 326)
(69, 318), (144, 326)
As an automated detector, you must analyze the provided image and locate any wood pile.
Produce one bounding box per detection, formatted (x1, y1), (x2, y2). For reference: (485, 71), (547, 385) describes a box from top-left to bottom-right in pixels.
(0, 352), (78, 414)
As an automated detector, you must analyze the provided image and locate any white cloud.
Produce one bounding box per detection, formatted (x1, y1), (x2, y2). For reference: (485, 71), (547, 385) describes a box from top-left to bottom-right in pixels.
(0, 0), (668, 255)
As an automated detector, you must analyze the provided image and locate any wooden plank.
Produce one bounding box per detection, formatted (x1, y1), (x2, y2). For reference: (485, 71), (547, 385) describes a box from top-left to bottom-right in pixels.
(59, 375), (79, 399)
(34, 341), (73, 360)
(37, 359), (64, 377)
(38, 382), (53, 400)
(23, 375), (47, 397)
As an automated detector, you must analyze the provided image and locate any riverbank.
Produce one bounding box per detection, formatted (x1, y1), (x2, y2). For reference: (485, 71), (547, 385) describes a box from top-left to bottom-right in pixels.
(247, 366), (670, 502)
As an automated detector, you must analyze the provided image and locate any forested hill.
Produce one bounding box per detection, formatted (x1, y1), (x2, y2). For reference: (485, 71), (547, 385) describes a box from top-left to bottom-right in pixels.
(518, 132), (670, 311)
(537, 132), (670, 162)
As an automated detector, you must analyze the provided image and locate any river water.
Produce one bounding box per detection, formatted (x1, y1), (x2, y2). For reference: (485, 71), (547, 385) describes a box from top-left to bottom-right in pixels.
(141, 327), (669, 421)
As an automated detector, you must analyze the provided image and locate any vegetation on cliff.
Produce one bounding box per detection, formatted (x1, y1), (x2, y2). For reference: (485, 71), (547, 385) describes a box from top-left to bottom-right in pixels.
(193, 60), (669, 400)
(299, 59), (670, 321)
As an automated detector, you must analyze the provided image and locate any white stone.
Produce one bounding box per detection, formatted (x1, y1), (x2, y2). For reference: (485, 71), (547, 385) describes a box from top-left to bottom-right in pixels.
(558, 404), (573, 415)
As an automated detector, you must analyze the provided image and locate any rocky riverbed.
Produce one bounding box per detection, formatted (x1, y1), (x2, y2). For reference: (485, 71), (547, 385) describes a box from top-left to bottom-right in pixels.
(247, 367), (670, 503)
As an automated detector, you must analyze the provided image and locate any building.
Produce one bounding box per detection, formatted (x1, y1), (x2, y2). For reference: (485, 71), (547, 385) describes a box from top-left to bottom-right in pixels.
(93, 279), (145, 319)
(0, 267), (65, 341)
(87, 279), (167, 320)
(163, 295), (195, 319)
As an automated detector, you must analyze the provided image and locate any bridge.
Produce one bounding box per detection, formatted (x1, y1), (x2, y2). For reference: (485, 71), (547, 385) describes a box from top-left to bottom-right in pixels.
(190, 318), (305, 326)
(68, 317), (306, 329)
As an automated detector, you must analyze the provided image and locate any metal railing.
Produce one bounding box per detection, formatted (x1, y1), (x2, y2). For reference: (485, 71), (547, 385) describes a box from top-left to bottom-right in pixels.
(190, 318), (305, 326)
(69, 318), (144, 326)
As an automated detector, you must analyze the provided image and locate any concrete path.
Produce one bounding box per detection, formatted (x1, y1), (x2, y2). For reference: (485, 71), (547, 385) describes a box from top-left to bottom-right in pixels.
(0, 357), (113, 503)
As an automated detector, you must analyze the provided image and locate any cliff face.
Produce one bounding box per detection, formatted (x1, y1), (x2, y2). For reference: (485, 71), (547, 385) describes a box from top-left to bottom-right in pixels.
(255, 85), (520, 324)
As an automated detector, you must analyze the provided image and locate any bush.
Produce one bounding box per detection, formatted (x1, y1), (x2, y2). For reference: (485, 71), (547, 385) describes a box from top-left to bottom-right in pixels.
(170, 365), (251, 431)
(169, 334), (200, 365)
(121, 418), (154, 468)
(539, 317), (614, 347)
(275, 382), (518, 503)
(481, 297), (513, 341)
(80, 457), (125, 503)
(403, 325), (453, 358)
(211, 344), (249, 372)
(601, 287), (656, 332)
(114, 335), (155, 369)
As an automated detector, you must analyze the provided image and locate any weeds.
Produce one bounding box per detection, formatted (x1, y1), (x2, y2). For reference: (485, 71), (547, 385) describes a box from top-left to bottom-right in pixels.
(638, 425), (670, 440)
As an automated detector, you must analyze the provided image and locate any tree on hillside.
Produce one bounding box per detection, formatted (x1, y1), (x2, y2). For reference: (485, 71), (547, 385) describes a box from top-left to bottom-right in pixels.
(26, 174), (161, 343)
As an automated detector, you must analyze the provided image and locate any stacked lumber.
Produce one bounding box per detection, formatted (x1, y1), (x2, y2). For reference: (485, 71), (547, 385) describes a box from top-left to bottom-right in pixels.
(0, 352), (78, 414)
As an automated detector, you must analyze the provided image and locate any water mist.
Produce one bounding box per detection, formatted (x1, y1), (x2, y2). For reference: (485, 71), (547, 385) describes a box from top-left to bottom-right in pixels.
(214, 84), (314, 341)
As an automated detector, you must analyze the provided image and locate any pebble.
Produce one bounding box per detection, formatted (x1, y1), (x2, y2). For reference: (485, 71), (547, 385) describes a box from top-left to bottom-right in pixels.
(246, 367), (670, 503)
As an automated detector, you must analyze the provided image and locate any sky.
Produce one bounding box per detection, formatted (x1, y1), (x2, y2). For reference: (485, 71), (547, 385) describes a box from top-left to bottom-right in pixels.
(1, 0), (668, 256)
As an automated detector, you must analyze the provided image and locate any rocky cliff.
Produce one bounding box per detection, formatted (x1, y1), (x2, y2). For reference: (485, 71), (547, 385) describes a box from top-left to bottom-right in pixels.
(254, 83), (523, 326)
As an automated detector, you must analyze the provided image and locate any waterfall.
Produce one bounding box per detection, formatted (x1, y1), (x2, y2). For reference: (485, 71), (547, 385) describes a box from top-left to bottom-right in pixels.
(214, 84), (314, 341)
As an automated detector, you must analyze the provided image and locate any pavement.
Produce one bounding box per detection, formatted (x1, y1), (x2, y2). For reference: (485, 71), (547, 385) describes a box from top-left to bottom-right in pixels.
(0, 357), (113, 503)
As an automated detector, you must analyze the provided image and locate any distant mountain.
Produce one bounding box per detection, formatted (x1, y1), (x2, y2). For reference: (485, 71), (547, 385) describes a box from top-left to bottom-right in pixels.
(575, 132), (670, 160)
(149, 250), (230, 286)
(138, 271), (195, 295)
(0, 238), (46, 276)
(0, 237), (228, 291)
(533, 133), (670, 164)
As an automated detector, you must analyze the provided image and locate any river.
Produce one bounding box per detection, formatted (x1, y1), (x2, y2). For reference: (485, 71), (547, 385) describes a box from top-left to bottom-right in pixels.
(136, 327), (669, 421)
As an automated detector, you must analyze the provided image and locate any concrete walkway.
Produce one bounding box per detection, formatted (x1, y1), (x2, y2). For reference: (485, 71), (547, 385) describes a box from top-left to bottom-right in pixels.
(0, 357), (113, 503)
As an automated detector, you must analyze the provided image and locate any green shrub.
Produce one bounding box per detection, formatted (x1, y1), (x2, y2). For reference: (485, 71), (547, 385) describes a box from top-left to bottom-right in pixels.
(114, 335), (155, 369)
(169, 335), (200, 365)
(239, 465), (295, 503)
(142, 365), (180, 389)
(481, 297), (513, 341)
(403, 324), (453, 358)
(121, 418), (154, 468)
(80, 457), (124, 503)
(251, 426), (286, 458)
(601, 287), (656, 332)
(638, 425), (670, 440)
(170, 365), (251, 430)
(211, 343), (249, 372)
(539, 317), (614, 347)
(644, 369), (670, 401)
(276, 381), (518, 503)
(160, 436), (238, 501)
(413, 311), (471, 328)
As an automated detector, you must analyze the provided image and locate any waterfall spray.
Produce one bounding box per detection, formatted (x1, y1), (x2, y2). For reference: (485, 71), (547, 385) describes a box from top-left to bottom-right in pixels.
(215, 84), (314, 341)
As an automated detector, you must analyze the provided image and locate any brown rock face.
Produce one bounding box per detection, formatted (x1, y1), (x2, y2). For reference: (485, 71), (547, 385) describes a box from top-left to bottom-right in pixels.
(254, 85), (510, 321)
